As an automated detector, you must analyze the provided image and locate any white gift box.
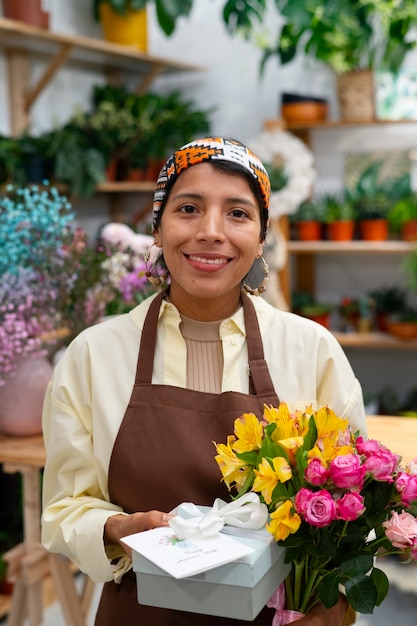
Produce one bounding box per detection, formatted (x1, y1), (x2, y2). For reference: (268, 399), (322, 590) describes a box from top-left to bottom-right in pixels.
(130, 504), (290, 621)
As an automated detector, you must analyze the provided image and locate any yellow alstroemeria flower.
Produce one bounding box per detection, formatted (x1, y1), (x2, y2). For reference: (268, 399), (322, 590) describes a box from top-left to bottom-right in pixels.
(232, 412), (263, 453)
(313, 406), (348, 442)
(264, 403), (306, 453)
(267, 499), (301, 541)
(214, 436), (250, 489)
(252, 457), (292, 504)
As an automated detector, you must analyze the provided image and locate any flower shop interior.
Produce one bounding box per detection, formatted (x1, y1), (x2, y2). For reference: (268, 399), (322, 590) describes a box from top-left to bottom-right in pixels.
(1, 1), (417, 625)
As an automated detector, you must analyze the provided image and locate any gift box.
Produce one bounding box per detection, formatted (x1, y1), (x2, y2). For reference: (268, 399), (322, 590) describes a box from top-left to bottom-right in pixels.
(130, 504), (290, 621)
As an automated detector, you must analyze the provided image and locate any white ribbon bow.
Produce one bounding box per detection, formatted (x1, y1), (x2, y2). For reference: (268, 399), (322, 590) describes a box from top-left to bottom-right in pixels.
(169, 493), (268, 540)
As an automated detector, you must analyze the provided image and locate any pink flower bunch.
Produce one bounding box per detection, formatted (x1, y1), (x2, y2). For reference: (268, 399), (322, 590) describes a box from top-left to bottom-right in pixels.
(0, 270), (56, 386)
(99, 222), (159, 315)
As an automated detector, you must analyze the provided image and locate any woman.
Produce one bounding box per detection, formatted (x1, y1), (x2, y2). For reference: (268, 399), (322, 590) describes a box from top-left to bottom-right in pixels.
(41, 137), (365, 626)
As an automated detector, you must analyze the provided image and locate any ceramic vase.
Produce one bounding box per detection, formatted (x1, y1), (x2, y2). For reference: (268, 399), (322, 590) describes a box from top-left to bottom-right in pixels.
(0, 355), (53, 436)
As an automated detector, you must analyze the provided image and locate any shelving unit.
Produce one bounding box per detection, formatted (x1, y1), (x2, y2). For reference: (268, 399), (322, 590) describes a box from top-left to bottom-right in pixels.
(0, 16), (202, 218)
(0, 17), (203, 135)
(270, 118), (417, 354)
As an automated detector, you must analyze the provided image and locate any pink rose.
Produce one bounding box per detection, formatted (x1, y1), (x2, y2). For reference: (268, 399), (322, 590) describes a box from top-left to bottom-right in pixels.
(395, 472), (417, 506)
(407, 459), (417, 476)
(337, 491), (365, 521)
(300, 489), (337, 527)
(295, 487), (314, 516)
(329, 454), (366, 490)
(364, 448), (398, 482)
(305, 458), (329, 486)
(356, 436), (380, 456)
(383, 510), (417, 550)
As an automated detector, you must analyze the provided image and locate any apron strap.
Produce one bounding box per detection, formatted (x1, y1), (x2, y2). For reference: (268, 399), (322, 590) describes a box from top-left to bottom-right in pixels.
(241, 293), (280, 404)
(135, 290), (166, 384)
(135, 291), (279, 404)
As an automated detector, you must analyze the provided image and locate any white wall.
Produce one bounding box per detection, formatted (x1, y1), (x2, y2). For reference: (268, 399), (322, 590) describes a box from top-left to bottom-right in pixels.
(1, 0), (417, 407)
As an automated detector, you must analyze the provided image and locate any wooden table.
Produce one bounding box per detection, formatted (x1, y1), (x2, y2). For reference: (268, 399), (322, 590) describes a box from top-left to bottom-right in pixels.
(0, 434), (95, 626)
(366, 415), (417, 465)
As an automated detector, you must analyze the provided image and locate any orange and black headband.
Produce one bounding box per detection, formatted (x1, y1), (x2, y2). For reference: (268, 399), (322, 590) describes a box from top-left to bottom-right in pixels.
(152, 137), (271, 234)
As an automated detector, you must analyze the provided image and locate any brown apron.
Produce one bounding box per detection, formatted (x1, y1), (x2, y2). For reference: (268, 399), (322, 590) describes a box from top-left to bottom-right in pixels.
(95, 291), (280, 626)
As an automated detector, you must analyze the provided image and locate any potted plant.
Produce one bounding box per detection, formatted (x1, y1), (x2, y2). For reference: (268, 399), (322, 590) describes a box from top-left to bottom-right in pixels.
(90, 86), (212, 180)
(49, 124), (107, 197)
(368, 285), (408, 332)
(93, 0), (193, 46)
(385, 308), (417, 340)
(348, 160), (409, 241)
(14, 132), (56, 185)
(290, 199), (323, 241)
(320, 192), (356, 241)
(259, 1), (417, 121)
(389, 192), (417, 241)
(291, 291), (332, 329)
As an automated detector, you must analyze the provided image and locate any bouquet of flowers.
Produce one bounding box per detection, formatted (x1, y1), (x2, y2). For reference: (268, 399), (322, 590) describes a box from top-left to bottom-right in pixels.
(0, 184), (75, 385)
(214, 403), (417, 621)
(98, 222), (159, 316)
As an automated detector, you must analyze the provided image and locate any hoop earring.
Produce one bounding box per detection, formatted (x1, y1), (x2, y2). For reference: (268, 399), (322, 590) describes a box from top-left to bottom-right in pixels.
(242, 256), (269, 296)
(144, 245), (169, 288)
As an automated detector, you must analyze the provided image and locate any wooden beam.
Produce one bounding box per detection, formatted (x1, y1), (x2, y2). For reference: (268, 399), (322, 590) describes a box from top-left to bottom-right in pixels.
(25, 43), (74, 111)
(7, 49), (30, 135)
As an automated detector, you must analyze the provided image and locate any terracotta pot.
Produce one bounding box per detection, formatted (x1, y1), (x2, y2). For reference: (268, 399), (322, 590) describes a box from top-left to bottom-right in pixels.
(99, 4), (147, 51)
(359, 219), (388, 241)
(295, 220), (322, 241)
(302, 312), (331, 329)
(281, 101), (328, 124)
(105, 158), (118, 181)
(386, 321), (417, 340)
(327, 220), (355, 241)
(375, 311), (390, 333)
(401, 220), (417, 241)
(2, 0), (50, 29)
(0, 356), (53, 436)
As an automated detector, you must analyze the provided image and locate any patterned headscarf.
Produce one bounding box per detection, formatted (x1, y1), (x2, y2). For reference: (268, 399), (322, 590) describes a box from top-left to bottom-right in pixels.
(152, 137), (271, 235)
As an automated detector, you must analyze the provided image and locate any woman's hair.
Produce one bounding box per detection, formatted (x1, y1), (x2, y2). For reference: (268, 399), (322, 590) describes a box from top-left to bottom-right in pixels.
(153, 159), (267, 240)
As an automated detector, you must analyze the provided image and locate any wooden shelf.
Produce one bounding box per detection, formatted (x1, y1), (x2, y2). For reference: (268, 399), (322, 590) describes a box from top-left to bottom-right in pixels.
(288, 240), (417, 254)
(333, 331), (417, 350)
(0, 17), (202, 76)
(96, 181), (156, 193)
(0, 16), (203, 134)
(272, 118), (417, 132)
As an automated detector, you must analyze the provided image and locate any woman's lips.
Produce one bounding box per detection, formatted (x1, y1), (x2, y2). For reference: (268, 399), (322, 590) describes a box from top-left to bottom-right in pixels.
(186, 254), (231, 272)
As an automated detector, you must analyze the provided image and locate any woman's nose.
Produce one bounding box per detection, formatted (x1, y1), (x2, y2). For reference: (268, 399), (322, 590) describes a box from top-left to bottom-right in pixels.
(196, 209), (225, 241)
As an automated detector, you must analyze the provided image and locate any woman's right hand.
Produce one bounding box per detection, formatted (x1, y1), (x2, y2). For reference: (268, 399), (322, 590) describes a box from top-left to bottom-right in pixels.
(104, 510), (172, 558)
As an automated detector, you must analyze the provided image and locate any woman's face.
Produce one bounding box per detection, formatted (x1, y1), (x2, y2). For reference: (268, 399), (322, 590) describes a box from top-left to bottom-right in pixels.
(154, 162), (264, 320)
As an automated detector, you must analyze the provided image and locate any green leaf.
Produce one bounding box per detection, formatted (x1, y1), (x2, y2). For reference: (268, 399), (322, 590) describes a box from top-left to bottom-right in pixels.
(371, 567), (389, 606)
(155, 0), (192, 35)
(302, 414), (318, 450)
(319, 527), (338, 558)
(345, 575), (377, 614)
(340, 554), (374, 577)
(223, 0), (266, 32)
(235, 450), (258, 465)
(318, 572), (341, 608)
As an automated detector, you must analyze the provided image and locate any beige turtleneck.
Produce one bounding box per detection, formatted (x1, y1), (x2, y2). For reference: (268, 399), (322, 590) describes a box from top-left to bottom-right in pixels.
(179, 315), (223, 393)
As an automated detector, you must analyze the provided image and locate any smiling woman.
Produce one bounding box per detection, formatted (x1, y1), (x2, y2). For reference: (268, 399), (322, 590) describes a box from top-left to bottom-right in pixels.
(41, 136), (366, 626)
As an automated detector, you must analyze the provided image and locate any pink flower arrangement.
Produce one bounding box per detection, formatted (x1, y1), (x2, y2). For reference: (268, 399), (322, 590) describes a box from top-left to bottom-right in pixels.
(98, 222), (159, 316)
(214, 404), (417, 620)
